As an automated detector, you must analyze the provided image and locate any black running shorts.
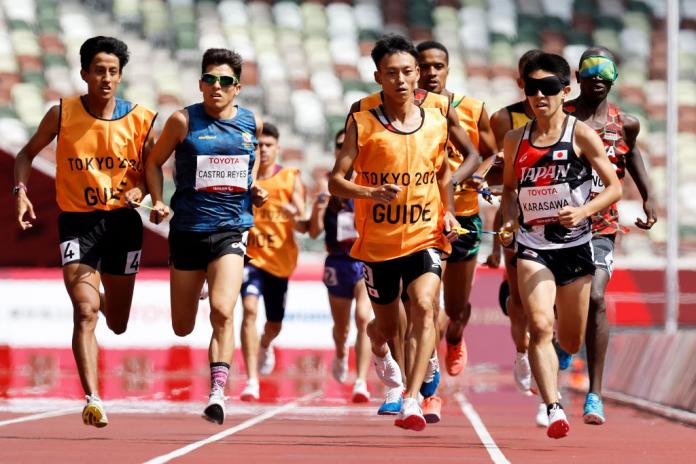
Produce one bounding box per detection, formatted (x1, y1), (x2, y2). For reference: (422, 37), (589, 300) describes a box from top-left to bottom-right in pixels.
(58, 208), (143, 275)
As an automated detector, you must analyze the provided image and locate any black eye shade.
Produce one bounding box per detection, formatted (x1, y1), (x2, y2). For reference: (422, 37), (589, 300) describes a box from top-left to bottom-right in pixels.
(524, 76), (566, 96)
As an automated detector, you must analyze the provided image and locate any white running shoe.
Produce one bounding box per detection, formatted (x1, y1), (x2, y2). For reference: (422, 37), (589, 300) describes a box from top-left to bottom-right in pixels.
(203, 388), (226, 425)
(395, 397), (426, 431)
(546, 403), (570, 439)
(240, 378), (259, 402)
(536, 402), (549, 427)
(373, 352), (403, 388)
(82, 394), (108, 428)
(513, 351), (533, 395)
(352, 379), (370, 403)
(332, 355), (349, 384)
(258, 344), (275, 376)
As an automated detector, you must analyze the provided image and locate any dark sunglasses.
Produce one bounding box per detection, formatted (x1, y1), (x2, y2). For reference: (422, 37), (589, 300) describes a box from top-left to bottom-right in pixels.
(335, 142), (344, 149)
(201, 73), (239, 87)
(524, 76), (567, 96)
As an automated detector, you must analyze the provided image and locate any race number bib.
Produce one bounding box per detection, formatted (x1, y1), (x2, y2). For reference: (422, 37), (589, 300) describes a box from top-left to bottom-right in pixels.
(336, 211), (358, 242)
(195, 155), (249, 192)
(591, 169), (605, 194)
(519, 183), (571, 225)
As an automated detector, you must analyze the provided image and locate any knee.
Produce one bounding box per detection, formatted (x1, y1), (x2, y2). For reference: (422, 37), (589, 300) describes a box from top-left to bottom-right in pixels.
(527, 316), (553, 342)
(210, 306), (234, 328)
(412, 296), (435, 322)
(107, 320), (128, 335)
(559, 336), (582, 355)
(173, 323), (194, 337)
(74, 303), (98, 327)
(355, 313), (370, 331)
(265, 320), (282, 335)
(589, 288), (606, 313)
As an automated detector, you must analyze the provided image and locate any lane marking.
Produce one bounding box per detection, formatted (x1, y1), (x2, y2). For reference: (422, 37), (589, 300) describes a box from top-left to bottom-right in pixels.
(0, 408), (81, 427)
(143, 390), (322, 464)
(455, 392), (510, 464)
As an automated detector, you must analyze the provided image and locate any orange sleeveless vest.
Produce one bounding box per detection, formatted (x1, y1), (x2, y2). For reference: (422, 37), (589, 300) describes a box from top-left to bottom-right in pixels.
(350, 107), (452, 262)
(55, 96), (156, 212)
(246, 166), (300, 277)
(449, 94), (483, 216)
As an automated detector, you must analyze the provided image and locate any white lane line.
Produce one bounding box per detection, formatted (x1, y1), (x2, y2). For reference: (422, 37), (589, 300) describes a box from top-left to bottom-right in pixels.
(0, 408), (81, 427)
(454, 392), (510, 464)
(143, 390), (323, 464)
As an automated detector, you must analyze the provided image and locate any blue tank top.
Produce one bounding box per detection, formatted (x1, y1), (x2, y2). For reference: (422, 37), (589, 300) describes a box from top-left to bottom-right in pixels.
(324, 197), (357, 256)
(170, 103), (257, 232)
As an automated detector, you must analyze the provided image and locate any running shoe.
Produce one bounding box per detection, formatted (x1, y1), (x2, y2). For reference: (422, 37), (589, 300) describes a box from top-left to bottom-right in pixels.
(82, 394), (108, 428)
(553, 339), (573, 370)
(513, 351), (533, 394)
(535, 402), (549, 427)
(422, 396), (442, 424)
(240, 378), (259, 402)
(352, 379), (370, 403)
(332, 355), (348, 384)
(546, 403), (570, 439)
(583, 393), (606, 425)
(445, 338), (467, 376)
(203, 388), (226, 425)
(373, 352), (403, 388)
(394, 397), (426, 431)
(258, 344), (275, 376)
(420, 355), (440, 398)
(377, 386), (403, 415)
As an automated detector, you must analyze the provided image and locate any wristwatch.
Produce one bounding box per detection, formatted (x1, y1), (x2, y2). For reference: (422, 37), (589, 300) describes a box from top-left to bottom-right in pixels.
(12, 183), (27, 195)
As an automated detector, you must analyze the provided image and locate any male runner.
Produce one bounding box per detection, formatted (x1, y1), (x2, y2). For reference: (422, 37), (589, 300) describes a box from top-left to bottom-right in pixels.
(500, 52), (621, 438)
(308, 129), (372, 403)
(417, 40), (498, 380)
(146, 48), (266, 424)
(239, 122), (307, 401)
(14, 36), (156, 428)
(565, 47), (656, 424)
(330, 34), (458, 431)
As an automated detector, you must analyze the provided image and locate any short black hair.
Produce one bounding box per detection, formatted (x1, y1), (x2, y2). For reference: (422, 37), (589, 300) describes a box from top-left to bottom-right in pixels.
(371, 34), (419, 69)
(579, 46), (616, 66)
(79, 36), (129, 72)
(518, 49), (544, 74)
(261, 122), (279, 140)
(523, 52), (571, 85)
(416, 40), (449, 62)
(201, 48), (243, 79)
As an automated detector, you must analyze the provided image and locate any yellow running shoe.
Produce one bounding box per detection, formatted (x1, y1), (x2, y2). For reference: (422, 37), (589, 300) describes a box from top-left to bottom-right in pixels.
(82, 395), (108, 428)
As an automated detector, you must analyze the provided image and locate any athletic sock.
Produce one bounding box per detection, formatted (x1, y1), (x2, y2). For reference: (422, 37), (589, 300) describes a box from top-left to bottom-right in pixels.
(210, 362), (230, 392)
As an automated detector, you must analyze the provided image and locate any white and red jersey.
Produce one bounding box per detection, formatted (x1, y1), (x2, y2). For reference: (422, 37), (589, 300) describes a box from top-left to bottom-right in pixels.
(514, 115), (593, 250)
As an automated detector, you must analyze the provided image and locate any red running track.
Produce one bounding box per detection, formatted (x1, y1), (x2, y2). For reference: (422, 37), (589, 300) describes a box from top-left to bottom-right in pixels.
(0, 350), (694, 463)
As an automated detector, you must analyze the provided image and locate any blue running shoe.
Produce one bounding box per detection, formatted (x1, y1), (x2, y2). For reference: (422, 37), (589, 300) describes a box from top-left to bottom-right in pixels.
(420, 356), (440, 398)
(377, 387), (403, 416)
(583, 393), (606, 425)
(553, 339), (573, 370)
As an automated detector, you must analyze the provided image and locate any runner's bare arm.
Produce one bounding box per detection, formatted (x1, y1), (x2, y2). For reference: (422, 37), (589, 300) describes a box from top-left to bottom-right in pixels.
(125, 115), (158, 205)
(250, 114), (269, 207)
(289, 173), (309, 233)
(14, 105), (60, 229)
(436, 148), (459, 240)
(449, 106), (481, 184)
(145, 109), (188, 223)
(562, 121), (622, 227)
(489, 107), (513, 151)
(308, 192), (330, 239)
(328, 117), (401, 202)
(476, 106), (497, 159)
(622, 114), (656, 229)
(500, 128), (523, 244)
